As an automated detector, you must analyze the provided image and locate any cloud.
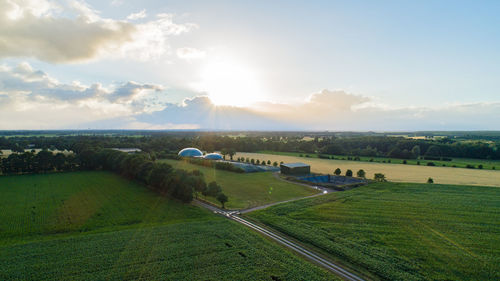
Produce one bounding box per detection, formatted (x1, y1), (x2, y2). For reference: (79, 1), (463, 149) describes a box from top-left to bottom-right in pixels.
(110, 0), (123, 7)
(0, 62), (166, 129)
(0, 0), (196, 63)
(176, 47), (206, 60)
(306, 90), (370, 111)
(0, 63), (499, 130)
(127, 9), (147, 20)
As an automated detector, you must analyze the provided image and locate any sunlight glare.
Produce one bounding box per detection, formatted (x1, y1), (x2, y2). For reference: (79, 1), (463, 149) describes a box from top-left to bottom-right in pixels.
(198, 59), (265, 107)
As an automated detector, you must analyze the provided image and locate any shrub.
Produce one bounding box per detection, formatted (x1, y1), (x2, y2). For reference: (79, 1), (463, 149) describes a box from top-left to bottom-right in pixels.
(402, 160), (407, 164)
(356, 169), (366, 178)
(417, 161), (420, 165)
(423, 156), (440, 161)
(346, 169), (353, 177)
(466, 164), (475, 169)
(427, 162), (435, 166)
(427, 177), (434, 184)
(374, 173), (387, 182)
(478, 164), (483, 169)
(334, 168), (341, 175)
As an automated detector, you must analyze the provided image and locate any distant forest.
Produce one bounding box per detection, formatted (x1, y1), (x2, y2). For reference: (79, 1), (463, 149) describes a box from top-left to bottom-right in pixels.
(1, 131), (499, 160)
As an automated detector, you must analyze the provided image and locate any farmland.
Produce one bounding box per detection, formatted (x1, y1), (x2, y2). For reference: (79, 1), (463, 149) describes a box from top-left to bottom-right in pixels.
(256, 150), (500, 170)
(0, 171), (334, 280)
(247, 182), (500, 280)
(159, 158), (319, 209)
(235, 152), (500, 187)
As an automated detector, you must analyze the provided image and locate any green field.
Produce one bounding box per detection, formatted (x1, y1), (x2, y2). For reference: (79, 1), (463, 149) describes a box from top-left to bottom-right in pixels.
(0, 171), (210, 245)
(247, 182), (500, 280)
(257, 150), (500, 170)
(158, 158), (319, 209)
(0, 171), (335, 280)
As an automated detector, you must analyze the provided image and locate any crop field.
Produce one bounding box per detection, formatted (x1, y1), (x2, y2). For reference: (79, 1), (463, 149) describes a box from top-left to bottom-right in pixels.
(159, 159), (319, 209)
(235, 152), (500, 187)
(0, 220), (335, 281)
(257, 150), (500, 170)
(0, 149), (73, 158)
(247, 182), (500, 281)
(0, 172), (334, 280)
(0, 171), (212, 245)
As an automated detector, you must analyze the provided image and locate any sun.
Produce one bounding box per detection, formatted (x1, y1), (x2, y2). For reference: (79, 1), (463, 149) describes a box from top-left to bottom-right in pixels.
(197, 59), (265, 107)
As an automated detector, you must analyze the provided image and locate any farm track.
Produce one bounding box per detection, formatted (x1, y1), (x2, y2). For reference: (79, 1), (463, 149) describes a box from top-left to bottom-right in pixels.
(194, 200), (366, 281)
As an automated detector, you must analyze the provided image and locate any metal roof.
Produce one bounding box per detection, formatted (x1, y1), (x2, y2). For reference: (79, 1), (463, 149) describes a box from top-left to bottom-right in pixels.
(281, 162), (310, 168)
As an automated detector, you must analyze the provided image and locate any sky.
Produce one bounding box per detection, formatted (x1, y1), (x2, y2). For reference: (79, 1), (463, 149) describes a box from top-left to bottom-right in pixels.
(0, 0), (499, 130)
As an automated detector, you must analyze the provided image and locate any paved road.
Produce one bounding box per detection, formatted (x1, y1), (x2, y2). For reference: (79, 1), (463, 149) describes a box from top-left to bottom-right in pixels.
(194, 199), (366, 281)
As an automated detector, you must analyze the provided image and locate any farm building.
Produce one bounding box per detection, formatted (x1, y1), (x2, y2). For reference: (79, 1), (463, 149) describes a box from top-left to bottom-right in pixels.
(280, 162), (310, 175)
(178, 148), (203, 157)
(112, 148), (141, 154)
(204, 153), (223, 160)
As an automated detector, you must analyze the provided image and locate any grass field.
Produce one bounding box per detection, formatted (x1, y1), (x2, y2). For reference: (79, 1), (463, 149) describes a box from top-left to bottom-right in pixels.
(0, 171), (335, 280)
(247, 182), (500, 280)
(235, 152), (500, 187)
(256, 150), (500, 170)
(158, 158), (319, 209)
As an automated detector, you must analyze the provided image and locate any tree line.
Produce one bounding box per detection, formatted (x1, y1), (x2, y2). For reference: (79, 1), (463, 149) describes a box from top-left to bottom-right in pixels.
(0, 148), (228, 206)
(1, 133), (498, 161)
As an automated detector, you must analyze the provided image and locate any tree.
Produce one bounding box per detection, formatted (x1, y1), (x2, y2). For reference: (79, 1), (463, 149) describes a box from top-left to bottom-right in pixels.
(251, 159), (255, 164)
(334, 168), (341, 175)
(191, 173), (207, 198)
(427, 177), (434, 184)
(203, 181), (222, 197)
(216, 192), (228, 208)
(228, 148), (236, 161)
(374, 173), (387, 182)
(53, 153), (67, 171)
(220, 148), (228, 160)
(411, 145), (421, 158)
(356, 169), (366, 178)
(256, 159), (260, 165)
(267, 160), (271, 165)
(345, 169), (353, 177)
(36, 150), (54, 172)
(273, 161), (278, 167)
(425, 145), (441, 157)
(261, 160), (266, 165)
